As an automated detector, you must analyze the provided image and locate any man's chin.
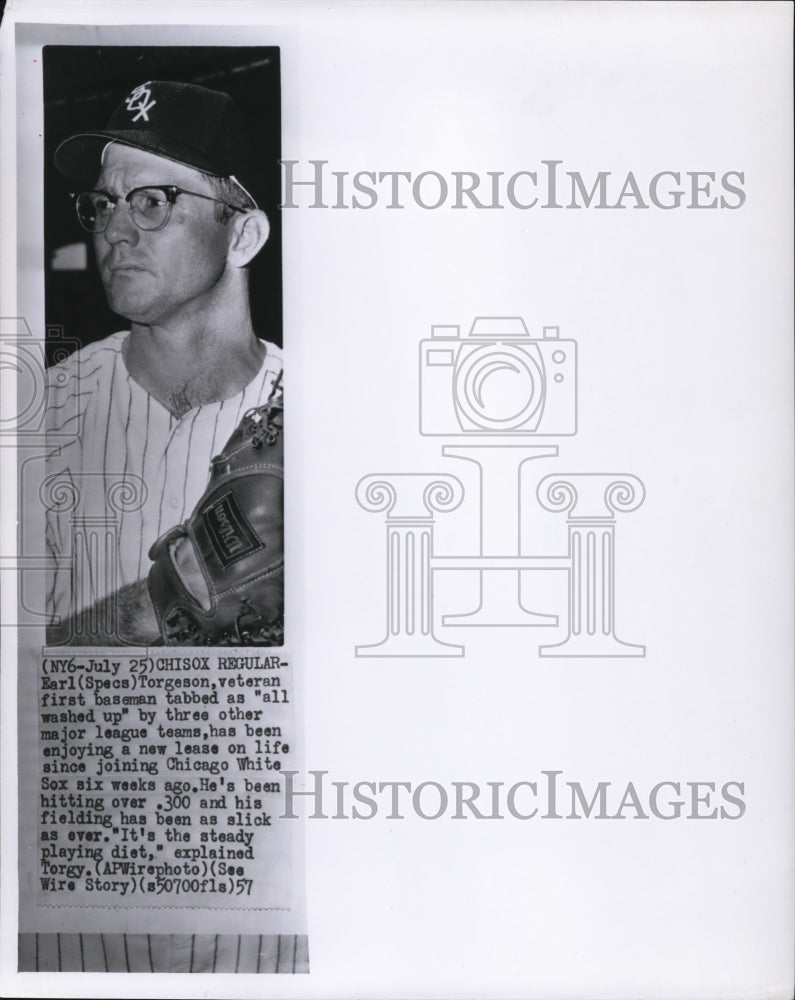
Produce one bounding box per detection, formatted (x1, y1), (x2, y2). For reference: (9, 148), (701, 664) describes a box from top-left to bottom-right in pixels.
(105, 291), (157, 325)
(107, 303), (153, 325)
(104, 271), (156, 314)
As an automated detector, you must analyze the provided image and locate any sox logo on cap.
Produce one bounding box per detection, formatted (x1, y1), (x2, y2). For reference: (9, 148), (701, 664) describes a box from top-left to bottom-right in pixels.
(55, 79), (262, 207)
(124, 82), (157, 122)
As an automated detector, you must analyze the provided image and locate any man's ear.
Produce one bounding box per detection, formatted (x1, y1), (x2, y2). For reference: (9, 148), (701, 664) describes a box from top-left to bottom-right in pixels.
(227, 210), (270, 268)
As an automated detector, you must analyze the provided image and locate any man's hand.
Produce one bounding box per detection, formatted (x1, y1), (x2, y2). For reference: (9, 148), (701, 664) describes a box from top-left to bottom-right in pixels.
(46, 578), (161, 646)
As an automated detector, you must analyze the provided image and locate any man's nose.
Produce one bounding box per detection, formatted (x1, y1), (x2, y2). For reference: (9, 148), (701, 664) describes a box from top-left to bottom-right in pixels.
(101, 198), (140, 245)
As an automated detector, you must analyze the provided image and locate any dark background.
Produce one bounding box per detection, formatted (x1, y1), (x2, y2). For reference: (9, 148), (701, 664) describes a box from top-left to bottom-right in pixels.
(43, 46), (282, 367)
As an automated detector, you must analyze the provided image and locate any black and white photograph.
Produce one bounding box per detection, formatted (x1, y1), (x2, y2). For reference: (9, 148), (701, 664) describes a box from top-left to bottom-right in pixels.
(43, 46), (285, 649)
(1, 2), (792, 998)
(8, 23), (307, 979)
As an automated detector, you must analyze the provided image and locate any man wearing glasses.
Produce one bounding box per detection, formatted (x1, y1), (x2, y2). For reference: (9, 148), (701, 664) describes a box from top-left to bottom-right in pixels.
(27, 82), (301, 974)
(45, 81), (283, 646)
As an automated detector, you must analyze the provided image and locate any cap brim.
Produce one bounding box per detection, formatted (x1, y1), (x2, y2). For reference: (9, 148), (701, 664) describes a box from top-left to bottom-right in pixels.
(54, 130), (229, 183)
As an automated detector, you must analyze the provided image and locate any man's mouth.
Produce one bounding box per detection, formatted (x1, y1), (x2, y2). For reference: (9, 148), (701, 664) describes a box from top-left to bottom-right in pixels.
(105, 263), (150, 281)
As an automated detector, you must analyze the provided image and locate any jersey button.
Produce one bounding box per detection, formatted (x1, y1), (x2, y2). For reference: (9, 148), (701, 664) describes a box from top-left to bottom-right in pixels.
(169, 497), (180, 510)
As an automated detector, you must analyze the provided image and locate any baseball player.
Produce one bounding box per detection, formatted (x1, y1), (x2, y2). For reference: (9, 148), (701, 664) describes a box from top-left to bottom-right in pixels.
(27, 81), (297, 973)
(45, 80), (284, 647)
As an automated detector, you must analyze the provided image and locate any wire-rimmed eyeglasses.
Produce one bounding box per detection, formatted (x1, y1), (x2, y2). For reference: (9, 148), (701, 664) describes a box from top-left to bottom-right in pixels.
(72, 185), (248, 234)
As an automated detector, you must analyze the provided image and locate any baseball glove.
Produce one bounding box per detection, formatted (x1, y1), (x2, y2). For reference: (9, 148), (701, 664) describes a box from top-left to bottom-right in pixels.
(148, 373), (284, 646)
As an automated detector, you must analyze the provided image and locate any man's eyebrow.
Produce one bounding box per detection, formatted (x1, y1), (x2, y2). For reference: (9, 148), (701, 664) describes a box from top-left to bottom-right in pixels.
(92, 180), (162, 196)
(93, 178), (119, 195)
(96, 180), (190, 192)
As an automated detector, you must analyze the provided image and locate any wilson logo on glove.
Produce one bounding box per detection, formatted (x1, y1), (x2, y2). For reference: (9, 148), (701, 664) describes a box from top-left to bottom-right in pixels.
(204, 490), (264, 567)
(148, 371), (284, 646)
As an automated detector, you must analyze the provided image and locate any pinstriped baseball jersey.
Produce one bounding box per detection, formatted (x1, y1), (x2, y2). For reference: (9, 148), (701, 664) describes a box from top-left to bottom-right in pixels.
(18, 932), (309, 973)
(45, 331), (283, 620)
(37, 334), (296, 967)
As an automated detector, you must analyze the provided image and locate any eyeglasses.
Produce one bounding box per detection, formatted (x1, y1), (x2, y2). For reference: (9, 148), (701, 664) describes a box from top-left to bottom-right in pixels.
(73, 185), (247, 234)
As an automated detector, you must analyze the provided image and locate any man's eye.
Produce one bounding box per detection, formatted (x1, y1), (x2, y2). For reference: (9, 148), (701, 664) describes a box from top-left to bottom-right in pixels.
(94, 197), (112, 212)
(136, 191), (167, 211)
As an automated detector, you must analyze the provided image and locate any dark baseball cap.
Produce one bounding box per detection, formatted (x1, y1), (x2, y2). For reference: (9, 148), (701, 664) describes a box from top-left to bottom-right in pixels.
(54, 80), (260, 207)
